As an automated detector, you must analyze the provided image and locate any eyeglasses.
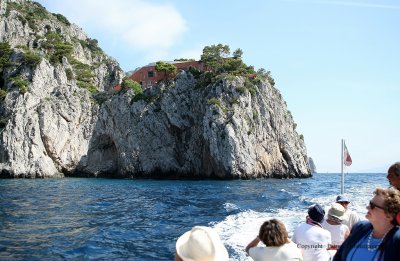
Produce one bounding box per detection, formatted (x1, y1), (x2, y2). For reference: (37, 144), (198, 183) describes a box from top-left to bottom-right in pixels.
(369, 200), (385, 210)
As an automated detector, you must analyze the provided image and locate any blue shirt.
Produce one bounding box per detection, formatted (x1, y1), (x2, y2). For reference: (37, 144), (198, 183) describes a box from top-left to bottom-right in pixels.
(334, 221), (400, 261)
(346, 233), (383, 261)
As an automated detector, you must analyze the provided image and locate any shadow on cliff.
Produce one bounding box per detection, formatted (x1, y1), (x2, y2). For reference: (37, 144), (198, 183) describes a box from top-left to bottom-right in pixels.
(71, 133), (120, 178)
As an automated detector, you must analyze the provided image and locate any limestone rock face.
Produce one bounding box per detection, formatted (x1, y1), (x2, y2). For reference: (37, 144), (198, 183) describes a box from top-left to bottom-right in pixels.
(0, 0), (123, 177)
(0, 0), (310, 178)
(309, 157), (317, 174)
(0, 60), (96, 177)
(78, 72), (311, 179)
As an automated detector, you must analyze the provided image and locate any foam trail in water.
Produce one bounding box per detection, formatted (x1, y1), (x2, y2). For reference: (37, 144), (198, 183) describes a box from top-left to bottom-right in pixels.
(211, 175), (387, 261)
(211, 207), (307, 261)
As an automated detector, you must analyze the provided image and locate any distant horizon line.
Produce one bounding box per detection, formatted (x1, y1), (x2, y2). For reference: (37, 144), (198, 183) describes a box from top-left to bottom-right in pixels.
(314, 172), (386, 174)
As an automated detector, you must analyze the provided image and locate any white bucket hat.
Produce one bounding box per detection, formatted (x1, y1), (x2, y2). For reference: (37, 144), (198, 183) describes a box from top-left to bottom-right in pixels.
(176, 226), (229, 261)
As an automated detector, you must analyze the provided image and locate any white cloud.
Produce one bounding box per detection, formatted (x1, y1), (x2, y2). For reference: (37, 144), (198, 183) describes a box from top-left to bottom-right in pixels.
(43, 0), (187, 56)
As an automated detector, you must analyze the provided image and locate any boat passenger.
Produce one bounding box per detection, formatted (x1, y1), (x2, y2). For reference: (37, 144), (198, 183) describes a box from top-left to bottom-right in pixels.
(322, 203), (350, 258)
(333, 187), (400, 261)
(387, 162), (400, 191)
(336, 195), (362, 230)
(245, 218), (302, 261)
(174, 226), (229, 261)
(292, 204), (331, 261)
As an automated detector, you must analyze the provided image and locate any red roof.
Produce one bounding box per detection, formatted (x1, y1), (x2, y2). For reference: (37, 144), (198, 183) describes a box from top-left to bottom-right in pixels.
(112, 84), (122, 91)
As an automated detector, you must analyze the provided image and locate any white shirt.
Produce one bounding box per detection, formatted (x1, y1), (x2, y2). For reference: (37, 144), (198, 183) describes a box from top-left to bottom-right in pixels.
(292, 223), (331, 261)
(249, 241), (303, 261)
(341, 209), (361, 230)
(321, 220), (349, 247)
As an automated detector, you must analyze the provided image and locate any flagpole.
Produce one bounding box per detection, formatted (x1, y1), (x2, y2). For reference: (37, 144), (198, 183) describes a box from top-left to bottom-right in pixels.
(341, 139), (344, 194)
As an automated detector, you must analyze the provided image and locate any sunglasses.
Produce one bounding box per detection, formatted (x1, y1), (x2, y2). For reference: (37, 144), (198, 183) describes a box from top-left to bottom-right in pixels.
(369, 200), (385, 210)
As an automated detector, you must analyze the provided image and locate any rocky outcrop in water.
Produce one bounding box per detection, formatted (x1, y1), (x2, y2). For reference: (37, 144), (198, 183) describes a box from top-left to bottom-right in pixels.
(309, 157), (317, 174)
(0, 0), (311, 178)
(78, 72), (310, 179)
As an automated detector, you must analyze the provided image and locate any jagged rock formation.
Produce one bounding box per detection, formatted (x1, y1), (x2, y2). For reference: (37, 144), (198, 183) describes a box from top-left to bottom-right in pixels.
(0, 0), (311, 178)
(0, 0), (123, 177)
(77, 72), (310, 179)
(308, 157), (317, 174)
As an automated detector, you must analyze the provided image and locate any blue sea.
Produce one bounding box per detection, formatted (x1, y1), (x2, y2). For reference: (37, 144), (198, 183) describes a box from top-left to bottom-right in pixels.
(0, 173), (387, 260)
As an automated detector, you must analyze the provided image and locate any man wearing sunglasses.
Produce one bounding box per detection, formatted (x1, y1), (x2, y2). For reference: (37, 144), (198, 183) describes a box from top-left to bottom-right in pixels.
(336, 195), (362, 230)
(387, 162), (400, 191)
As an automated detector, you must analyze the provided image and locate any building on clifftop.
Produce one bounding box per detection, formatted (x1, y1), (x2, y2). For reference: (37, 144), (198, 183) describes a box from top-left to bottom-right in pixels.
(113, 60), (207, 91)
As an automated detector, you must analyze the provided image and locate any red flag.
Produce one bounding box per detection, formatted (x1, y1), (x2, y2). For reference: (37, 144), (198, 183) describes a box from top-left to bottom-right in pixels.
(344, 143), (352, 166)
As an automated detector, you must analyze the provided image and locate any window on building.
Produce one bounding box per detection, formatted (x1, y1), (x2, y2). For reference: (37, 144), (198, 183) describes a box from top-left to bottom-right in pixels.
(148, 71), (154, 77)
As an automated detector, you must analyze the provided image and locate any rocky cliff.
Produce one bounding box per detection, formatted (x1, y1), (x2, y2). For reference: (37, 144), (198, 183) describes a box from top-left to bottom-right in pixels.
(0, 0), (123, 177)
(0, 0), (311, 178)
(308, 157), (317, 174)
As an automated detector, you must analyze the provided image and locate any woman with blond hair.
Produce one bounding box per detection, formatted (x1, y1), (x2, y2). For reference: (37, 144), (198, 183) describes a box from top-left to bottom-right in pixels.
(246, 218), (302, 260)
(334, 187), (400, 260)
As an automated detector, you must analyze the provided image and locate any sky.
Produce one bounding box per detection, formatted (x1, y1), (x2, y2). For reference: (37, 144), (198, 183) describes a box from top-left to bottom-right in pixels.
(36, 0), (400, 173)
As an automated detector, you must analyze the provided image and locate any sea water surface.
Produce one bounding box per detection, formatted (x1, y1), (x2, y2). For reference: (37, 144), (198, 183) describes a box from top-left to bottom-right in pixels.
(0, 173), (387, 260)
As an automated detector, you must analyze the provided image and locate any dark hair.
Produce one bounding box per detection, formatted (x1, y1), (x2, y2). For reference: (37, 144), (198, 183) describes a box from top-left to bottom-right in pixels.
(374, 187), (400, 225)
(258, 219), (289, 247)
(388, 162), (400, 177)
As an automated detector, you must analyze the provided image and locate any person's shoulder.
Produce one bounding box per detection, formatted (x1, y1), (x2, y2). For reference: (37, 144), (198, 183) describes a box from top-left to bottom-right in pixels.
(340, 223), (349, 230)
(393, 227), (400, 238)
(388, 227), (400, 248)
(248, 246), (264, 258)
(282, 242), (303, 256)
(343, 225), (350, 234)
(294, 222), (309, 231)
(350, 220), (371, 232)
(285, 241), (300, 249)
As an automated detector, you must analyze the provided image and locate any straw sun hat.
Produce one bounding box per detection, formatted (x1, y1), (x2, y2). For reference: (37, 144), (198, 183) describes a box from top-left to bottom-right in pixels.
(327, 203), (346, 222)
(176, 226), (229, 261)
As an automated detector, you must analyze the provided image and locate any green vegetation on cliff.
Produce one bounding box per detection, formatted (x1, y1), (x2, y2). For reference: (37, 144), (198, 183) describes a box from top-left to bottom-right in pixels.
(1, 0), (123, 97)
(196, 43), (275, 89)
(0, 42), (12, 89)
(155, 61), (177, 83)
